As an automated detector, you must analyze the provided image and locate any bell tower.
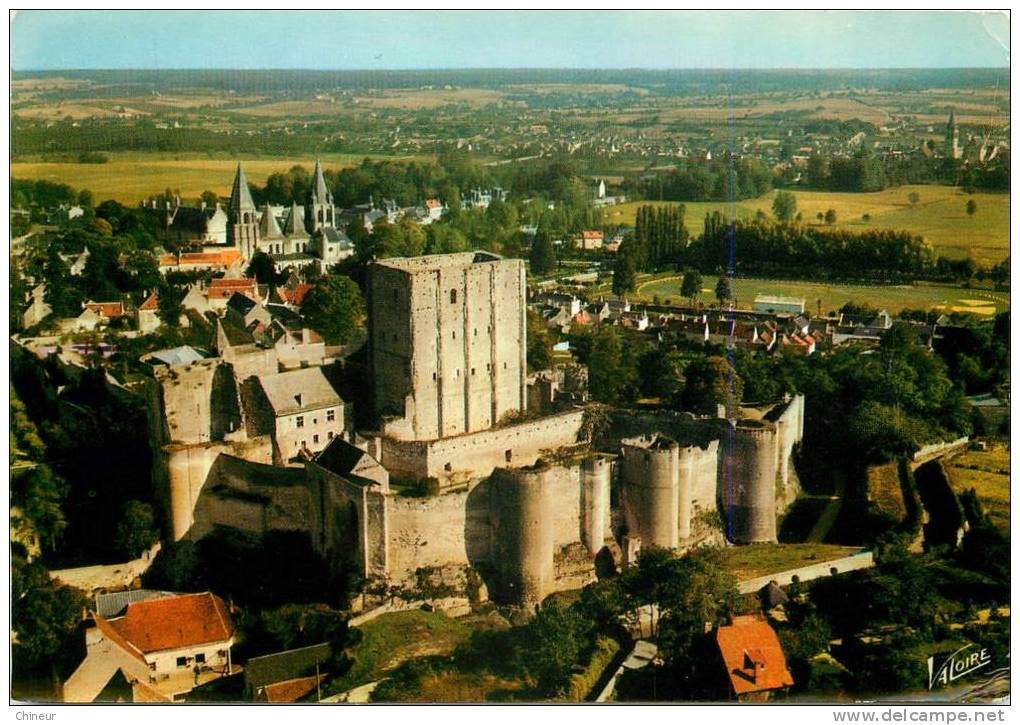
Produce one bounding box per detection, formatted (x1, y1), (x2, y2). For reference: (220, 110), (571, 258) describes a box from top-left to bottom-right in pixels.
(229, 163), (259, 260)
(308, 159), (335, 232)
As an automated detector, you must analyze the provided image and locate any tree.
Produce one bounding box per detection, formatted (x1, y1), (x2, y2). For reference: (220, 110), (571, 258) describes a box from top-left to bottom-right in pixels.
(714, 275), (732, 306)
(680, 269), (703, 305)
(771, 190), (797, 223)
(966, 199), (978, 217)
(816, 211), (824, 223)
(516, 603), (588, 696)
(77, 188), (94, 208)
(587, 326), (638, 405)
(200, 190), (220, 207)
(824, 208), (837, 225)
(528, 223), (557, 277)
(526, 309), (554, 372)
(300, 274), (366, 345)
(908, 191), (920, 206)
(12, 555), (90, 679)
(156, 282), (184, 329)
(612, 253), (637, 295)
(114, 500), (159, 558)
(246, 251), (281, 285)
(681, 355), (743, 416)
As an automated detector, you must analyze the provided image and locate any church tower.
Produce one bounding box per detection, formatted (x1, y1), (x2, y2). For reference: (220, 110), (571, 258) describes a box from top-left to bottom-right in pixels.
(946, 112), (962, 160)
(308, 159), (335, 232)
(229, 163), (259, 260)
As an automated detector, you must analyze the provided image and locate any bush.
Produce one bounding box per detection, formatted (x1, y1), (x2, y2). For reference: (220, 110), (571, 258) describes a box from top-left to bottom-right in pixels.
(564, 636), (621, 701)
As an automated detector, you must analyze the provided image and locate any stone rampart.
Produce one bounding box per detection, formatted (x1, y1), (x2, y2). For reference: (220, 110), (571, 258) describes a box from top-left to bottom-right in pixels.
(490, 465), (556, 607)
(723, 420), (778, 544)
(51, 542), (162, 594)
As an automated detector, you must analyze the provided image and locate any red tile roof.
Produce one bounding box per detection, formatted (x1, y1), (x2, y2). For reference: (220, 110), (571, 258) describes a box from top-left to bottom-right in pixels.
(263, 675), (325, 703)
(715, 615), (794, 697)
(107, 592), (234, 654)
(582, 230), (603, 239)
(425, 198), (442, 209)
(84, 301), (125, 318)
(139, 292), (159, 311)
(286, 283), (314, 307)
(207, 277), (259, 300)
(92, 613), (147, 664)
(158, 249), (242, 269)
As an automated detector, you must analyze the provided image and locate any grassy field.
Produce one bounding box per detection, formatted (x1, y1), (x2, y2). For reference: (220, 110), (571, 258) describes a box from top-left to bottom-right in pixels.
(865, 462), (907, 521)
(946, 447), (1010, 535)
(10, 151), (431, 205)
(327, 609), (506, 696)
(603, 185), (1010, 266)
(636, 273), (1008, 316)
(719, 543), (864, 580)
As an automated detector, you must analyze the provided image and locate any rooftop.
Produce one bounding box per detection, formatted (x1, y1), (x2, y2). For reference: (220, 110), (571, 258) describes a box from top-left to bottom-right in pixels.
(105, 592), (234, 655)
(374, 250), (504, 272)
(715, 614), (794, 696)
(258, 366), (341, 416)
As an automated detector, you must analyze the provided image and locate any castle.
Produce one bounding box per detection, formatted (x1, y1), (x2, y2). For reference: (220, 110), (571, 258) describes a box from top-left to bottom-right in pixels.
(146, 250), (804, 609)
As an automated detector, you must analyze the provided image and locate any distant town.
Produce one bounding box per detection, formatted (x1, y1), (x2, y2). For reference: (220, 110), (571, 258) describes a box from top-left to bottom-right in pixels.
(10, 57), (1010, 705)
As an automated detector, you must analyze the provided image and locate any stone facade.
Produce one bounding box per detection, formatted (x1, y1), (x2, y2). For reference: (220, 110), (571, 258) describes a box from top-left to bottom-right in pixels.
(368, 252), (527, 441)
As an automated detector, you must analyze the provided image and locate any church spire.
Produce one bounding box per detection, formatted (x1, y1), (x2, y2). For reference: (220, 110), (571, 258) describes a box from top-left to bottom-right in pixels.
(312, 158), (332, 204)
(229, 162), (256, 212)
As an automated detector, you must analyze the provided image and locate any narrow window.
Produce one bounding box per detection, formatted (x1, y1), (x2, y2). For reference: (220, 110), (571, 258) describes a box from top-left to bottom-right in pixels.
(296, 416), (304, 428)
(328, 431), (334, 440)
(327, 409), (336, 422)
(471, 368), (476, 375)
(505, 450), (512, 462)
(450, 289), (457, 304)
(445, 462), (452, 472)
(313, 434), (320, 444)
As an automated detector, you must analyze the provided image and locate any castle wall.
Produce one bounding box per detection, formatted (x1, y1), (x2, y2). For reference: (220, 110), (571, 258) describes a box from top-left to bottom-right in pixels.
(379, 408), (585, 485)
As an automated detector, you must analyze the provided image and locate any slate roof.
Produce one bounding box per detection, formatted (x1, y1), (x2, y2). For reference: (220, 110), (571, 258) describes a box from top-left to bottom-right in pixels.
(244, 642), (332, 691)
(311, 159), (332, 204)
(106, 592), (234, 654)
(168, 206), (215, 234)
(313, 436), (373, 478)
(144, 345), (208, 366)
(95, 589), (177, 619)
(259, 203), (285, 239)
(226, 291), (259, 317)
(715, 615), (794, 696)
(321, 227), (352, 247)
(229, 163), (256, 211)
(283, 202), (308, 238)
(258, 367), (341, 416)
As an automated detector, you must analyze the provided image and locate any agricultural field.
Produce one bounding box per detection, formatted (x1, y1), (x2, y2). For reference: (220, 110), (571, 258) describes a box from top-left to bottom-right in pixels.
(636, 273), (1009, 317)
(946, 447), (1011, 535)
(10, 151), (431, 205)
(603, 184), (1010, 266)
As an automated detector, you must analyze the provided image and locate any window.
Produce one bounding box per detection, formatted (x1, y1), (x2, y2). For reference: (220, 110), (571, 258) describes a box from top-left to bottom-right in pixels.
(505, 450), (512, 462)
(328, 431), (334, 440)
(296, 416), (304, 428)
(195, 653), (206, 664)
(327, 409), (336, 422)
(450, 289), (457, 304)
(452, 330), (456, 340)
(471, 368), (476, 375)
(176, 657), (188, 668)
(432, 372), (437, 381)
(149, 662), (157, 672)
(302, 440), (307, 448)
(445, 462), (452, 472)
(313, 434), (320, 444)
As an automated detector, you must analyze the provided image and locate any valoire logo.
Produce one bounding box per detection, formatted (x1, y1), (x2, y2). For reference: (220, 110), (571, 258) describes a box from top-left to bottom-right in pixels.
(927, 644), (991, 689)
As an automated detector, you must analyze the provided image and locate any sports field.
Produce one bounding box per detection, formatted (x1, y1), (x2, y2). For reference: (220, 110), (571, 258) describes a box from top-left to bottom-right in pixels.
(603, 184), (1010, 267)
(637, 273), (1009, 316)
(10, 151), (431, 205)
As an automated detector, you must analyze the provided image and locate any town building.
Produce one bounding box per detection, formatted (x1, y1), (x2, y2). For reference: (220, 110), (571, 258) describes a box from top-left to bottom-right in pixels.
(753, 294), (806, 315)
(714, 614), (794, 701)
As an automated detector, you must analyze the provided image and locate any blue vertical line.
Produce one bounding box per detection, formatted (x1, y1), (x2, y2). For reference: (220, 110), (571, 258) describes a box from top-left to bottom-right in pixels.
(726, 67), (736, 544)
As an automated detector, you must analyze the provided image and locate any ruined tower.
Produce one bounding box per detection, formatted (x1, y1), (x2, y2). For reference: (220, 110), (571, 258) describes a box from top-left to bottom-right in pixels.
(723, 419), (779, 544)
(229, 163), (259, 260)
(368, 251), (528, 441)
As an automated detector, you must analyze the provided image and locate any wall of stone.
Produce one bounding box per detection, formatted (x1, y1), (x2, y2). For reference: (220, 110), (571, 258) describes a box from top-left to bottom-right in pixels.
(620, 437), (680, 550)
(490, 466), (555, 607)
(581, 456), (612, 554)
(723, 420), (778, 544)
(380, 408), (585, 485)
(369, 253), (527, 442)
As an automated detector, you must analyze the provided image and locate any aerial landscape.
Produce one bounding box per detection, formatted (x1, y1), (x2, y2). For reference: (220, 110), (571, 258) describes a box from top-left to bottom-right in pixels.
(8, 10), (1010, 709)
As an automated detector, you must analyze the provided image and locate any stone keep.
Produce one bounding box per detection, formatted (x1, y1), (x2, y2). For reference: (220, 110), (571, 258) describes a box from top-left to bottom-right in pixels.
(369, 252), (527, 441)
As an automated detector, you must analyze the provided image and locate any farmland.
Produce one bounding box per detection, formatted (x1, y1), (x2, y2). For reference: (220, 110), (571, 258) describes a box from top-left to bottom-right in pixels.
(636, 273), (1009, 316)
(603, 184), (1010, 266)
(10, 151), (432, 205)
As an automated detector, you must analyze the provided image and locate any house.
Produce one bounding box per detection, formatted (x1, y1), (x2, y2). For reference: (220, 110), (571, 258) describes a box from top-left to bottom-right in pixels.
(753, 295), (806, 315)
(21, 283), (51, 329)
(577, 230), (604, 250)
(245, 643), (332, 702)
(62, 592), (237, 702)
(424, 198), (444, 222)
(255, 367), (345, 464)
(595, 178), (607, 199)
(137, 291), (161, 334)
(714, 614), (794, 701)
(162, 202), (229, 246)
(206, 277), (261, 310)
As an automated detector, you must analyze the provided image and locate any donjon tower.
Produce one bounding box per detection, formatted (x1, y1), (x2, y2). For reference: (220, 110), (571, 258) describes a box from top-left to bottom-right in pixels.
(368, 251), (527, 441)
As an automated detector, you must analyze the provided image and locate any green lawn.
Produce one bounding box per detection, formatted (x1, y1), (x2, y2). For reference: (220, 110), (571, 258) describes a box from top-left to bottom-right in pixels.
(327, 609), (506, 696)
(636, 273), (1008, 317)
(946, 447), (1011, 535)
(603, 184), (1009, 267)
(720, 543), (864, 581)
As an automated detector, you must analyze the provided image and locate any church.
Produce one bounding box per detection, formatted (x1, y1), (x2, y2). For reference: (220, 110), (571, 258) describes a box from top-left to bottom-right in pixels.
(154, 159), (354, 274)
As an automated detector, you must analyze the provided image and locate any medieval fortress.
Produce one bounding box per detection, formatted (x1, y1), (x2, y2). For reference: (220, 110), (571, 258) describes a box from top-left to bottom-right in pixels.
(145, 169), (805, 610)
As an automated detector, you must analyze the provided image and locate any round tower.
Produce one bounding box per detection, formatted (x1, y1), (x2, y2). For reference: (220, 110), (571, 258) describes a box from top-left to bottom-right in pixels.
(581, 455), (611, 555)
(621, 435), (679, 550)
(491, 465), (555, 608)
(724, 420), (778, 544)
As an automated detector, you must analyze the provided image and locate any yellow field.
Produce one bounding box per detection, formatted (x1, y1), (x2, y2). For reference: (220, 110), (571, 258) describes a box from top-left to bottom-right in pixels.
(946, 447), (1010, 535)
(604, 184), (1010, 266)
(11, 152), (432, 205)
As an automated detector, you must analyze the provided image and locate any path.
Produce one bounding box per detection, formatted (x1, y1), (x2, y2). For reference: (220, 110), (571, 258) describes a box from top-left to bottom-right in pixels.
(806, 471), (847, 543)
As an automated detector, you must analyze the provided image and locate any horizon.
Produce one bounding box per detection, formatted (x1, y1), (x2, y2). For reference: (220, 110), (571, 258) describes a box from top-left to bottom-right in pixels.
(11, 10), (1010, 71)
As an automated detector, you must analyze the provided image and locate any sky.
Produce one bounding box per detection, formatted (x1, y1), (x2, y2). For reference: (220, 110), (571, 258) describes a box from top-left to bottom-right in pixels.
(10, 10), (1010, 71)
